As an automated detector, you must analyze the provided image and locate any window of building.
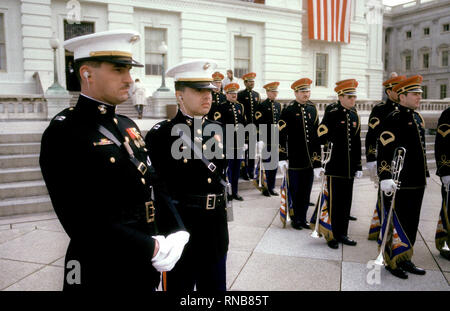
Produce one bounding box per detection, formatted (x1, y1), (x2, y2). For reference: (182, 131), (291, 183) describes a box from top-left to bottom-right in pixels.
(234, 36), (251, 79)
(405, 55), (412, 70)
(423, 53), (429, 69)
(406, 31), (412, 39)
(315, 53), (328, 87)
(423, 27), (430, 36)
(442, 50), (449, 67)
(63, 20), (95, 40)
(443, 24), (450, 32)
(441, 84), (447, 99)
(144, 28), (166, 76)
(422, 85), (428, 99)
(0, 13), (5, 71)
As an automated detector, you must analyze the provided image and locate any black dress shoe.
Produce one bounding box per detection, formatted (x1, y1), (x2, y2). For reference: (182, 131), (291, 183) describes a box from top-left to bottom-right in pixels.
(291, 222), (303, 230)
(339, 236), (357, 246)
(327, 239), (339, 249)
(385, 266), (408, 279)
(232, 194), (244, 201)
(262, 189), (271, 197)
(399, 261), (426, 275)
(269, 190), (279, 196)
(299, 221), (311, 229)
(349, 215), (357, 221)
(440, 250), (450, 261)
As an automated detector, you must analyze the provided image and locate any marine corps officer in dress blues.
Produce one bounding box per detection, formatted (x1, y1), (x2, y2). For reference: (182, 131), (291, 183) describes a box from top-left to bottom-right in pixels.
(207, 71), (226, 121)
(435, 106), (450, 260)
(238, 72), (261, 180)
(278, 78), (322, 230)
(215, 83), (247, 201)
(318, 79), (363, 249)
(254, 81), (282, 197)
(145, 60), (229, 291)
(39, 30), (188, 291)
(378, 75), (428, 278)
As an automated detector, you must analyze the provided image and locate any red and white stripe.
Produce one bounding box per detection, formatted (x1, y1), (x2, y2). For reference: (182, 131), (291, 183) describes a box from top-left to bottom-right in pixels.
(308, 0), (352, 43)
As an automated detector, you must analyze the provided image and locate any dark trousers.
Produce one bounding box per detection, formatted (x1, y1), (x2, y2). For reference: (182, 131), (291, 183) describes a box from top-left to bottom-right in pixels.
(228, 159), (242, 195)
(263, 153), (278, 191)
(327, 176), (354, 239)
(394, 187), (425, 246)
(289, 168), (314, 224)
(163, 254), (227, 291)
(242, 149), (255, 179)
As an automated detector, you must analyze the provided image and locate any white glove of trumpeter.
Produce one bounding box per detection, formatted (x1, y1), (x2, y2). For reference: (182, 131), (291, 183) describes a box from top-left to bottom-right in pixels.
(256, 141), (264, 156)
(380, 179), (397, 193)
(151, 231), (190, 272)
(314, 167), (325, 179)
(354, 171), (363, 179)
(366, 161), (377, 173)
(442, 175), (450, 187)
(279, 160), (288, 174)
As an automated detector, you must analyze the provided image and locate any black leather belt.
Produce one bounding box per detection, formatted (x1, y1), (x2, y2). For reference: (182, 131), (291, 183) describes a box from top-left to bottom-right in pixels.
(178, 193), (226, 210)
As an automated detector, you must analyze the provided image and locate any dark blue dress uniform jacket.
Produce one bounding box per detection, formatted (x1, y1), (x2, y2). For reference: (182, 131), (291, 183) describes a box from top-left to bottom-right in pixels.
(208, 90), (227, 121)
(237, 89), (260, 125)
(279, 101), (322, 169)
(254, 98), (281, 147)
(318, 102), (362, 178)
(39, 95), (161, 290)
(145, 110), (229, 262)
(377, 105), (429, 188)
(435, 107), (450, 178)
(365, 99), (399, 162)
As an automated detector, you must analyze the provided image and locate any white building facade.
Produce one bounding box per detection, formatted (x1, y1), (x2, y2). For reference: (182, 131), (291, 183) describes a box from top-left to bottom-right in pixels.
(0, 0), (384, 105)
(383, 0), (450, 100)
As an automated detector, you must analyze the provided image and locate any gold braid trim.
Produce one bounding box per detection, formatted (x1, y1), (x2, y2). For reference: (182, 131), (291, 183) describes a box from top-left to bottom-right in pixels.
(311, 152), (321, 162)
(378, 161), (390, 174)
(368, 145), (376, 155)
(438, 155), (450, 168)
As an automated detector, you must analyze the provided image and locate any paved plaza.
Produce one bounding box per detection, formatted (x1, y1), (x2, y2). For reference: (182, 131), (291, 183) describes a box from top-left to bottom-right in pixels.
(0, 172), (449, 291)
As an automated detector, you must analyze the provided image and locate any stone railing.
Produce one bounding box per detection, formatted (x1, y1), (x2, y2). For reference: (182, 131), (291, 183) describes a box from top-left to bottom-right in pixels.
(0, 95), (47, 120)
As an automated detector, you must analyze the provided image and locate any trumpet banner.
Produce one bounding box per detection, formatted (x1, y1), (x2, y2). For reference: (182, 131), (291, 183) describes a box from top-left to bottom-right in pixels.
(368, 189), (383, 240)
(435, 190), (449, 254)
(378, 203), (413, 270)
(252, 158), (268, 193)
(310, 181), (334, 241)
(280, 174), (293, 228)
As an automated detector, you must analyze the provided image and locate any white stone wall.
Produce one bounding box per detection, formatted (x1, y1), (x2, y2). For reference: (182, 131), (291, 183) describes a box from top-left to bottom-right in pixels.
(0, 0), (383, 102)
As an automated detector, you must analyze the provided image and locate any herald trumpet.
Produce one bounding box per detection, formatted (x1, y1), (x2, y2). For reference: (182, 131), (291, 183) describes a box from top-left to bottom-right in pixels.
(311, 142), (333, 239)
(374, 147), (406, 266)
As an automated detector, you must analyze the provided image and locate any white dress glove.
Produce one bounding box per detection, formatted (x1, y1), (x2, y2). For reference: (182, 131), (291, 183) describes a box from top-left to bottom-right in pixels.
(366, 161), (377, 173)
(354, 171), (363, 179)
(151, 231), (190, 272)
(380, 179), (397, 193)
(279, 160), (288, 174)
(256, 141), (265, 156)
(243, 143), (248, 151)
(314, 167), (325, 179)
(442, 175), (450, 187)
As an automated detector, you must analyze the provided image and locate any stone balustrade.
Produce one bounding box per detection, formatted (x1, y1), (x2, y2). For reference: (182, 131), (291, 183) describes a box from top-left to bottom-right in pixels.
(0, 95), (448, 121)
(0, 95), (47, 120)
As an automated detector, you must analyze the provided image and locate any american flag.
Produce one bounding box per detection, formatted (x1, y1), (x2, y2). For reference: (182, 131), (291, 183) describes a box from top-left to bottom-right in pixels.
(307, 0), (352, 43)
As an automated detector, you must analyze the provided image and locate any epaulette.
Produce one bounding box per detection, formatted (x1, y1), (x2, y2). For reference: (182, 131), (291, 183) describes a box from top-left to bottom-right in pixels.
(149, 119), (170, 132)
(51, 107), (74, 123)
